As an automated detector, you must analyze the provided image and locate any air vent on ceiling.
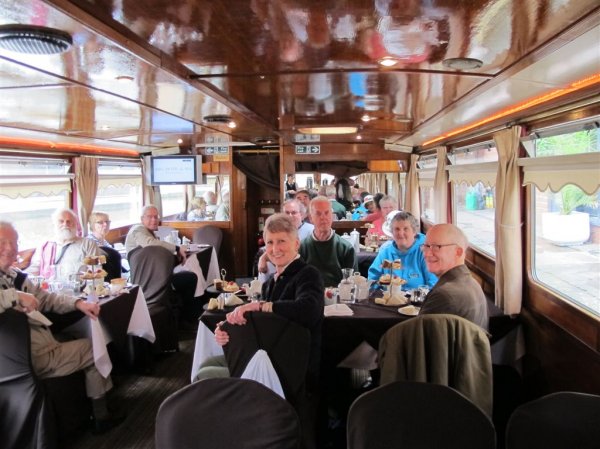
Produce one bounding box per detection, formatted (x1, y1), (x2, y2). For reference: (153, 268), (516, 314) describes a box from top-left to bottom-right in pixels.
(0, 24), (72, 55)
(254, 137), (278, 145)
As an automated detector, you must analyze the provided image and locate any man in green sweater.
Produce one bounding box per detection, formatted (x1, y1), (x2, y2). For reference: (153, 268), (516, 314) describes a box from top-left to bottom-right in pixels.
(300, 196), (357, 287)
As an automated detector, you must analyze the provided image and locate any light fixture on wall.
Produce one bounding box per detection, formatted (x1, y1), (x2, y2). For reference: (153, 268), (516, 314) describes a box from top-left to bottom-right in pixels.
(297, 126), (358, 135)
(0, 24), (72, 55)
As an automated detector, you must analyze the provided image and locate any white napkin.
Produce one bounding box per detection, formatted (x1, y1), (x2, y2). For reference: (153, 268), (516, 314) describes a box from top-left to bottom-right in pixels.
(225, 294), (244, 306)
(27, 310), (53, 326)
(324, 303), (354, 317)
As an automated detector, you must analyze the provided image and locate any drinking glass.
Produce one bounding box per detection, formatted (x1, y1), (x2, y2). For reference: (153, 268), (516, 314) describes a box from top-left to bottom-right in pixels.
(341, 268), (354, 281)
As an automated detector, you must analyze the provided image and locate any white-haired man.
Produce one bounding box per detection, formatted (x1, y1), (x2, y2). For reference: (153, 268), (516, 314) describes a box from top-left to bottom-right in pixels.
(28, 208), (99, 280)
(419, 223), (489, 330)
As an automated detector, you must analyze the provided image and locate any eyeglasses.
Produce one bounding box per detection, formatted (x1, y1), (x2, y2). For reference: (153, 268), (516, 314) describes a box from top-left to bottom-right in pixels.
(284, 210), (300, 215)
(420, 243), (457, 253)
(95, 220), (111, 225)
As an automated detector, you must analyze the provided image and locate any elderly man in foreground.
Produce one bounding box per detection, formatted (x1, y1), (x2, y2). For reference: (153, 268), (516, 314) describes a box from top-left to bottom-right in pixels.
(299, 196), (356, 287)
(0, 221), (121, 433)
(419, 223), (489, 330)
(28, 208), (100, 280)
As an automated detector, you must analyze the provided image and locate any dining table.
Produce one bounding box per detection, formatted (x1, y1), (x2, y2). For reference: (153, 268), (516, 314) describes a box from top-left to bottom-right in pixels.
(174, 243), (221, 297)
(47, 285), (155, 377)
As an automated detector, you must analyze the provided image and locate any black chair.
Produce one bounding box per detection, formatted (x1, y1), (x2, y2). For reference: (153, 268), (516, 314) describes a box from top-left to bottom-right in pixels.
(155, 377), (301, 449)
(347, 381), (496, 449)
(379, 313), (493, 417)
(100, 245), (122, 282)
(222, 312), (311, 403)
(505, 391), (600, 449)
(0, 309), (54, 449)
(192, 225), (223, 255)
(128, 245), (179, 352)
(223, 313), (315, 448)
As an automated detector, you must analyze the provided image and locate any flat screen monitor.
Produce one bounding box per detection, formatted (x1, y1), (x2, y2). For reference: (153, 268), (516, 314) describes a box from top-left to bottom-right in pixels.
(151, 156), (197, 185)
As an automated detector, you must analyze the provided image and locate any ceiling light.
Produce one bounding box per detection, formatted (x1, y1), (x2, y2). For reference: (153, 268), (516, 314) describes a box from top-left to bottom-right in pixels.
(227, 120), (237, 129)
(356, 134), (362, 140)
(297, 126), (358, 135)
(361, 114), (371, 122)
(378, 56), (399, 67)
(0, 24), (72, 55)
(177, 138), (183, 144)
(442, 57), (483, 70)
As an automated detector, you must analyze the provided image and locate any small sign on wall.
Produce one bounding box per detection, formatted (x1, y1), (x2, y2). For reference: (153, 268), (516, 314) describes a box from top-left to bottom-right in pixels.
(295, 145), (320, 154)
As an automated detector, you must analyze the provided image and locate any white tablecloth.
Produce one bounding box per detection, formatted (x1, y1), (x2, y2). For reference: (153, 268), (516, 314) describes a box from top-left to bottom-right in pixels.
(175, 246), (220, 297)
(64, 288), (155, 378)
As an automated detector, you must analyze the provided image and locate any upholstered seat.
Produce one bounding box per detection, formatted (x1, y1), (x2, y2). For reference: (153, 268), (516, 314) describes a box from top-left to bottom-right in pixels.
(155, 377), (301, 449)
(128, 245), (179, 352)
(506, 391), (600, 449)
(192, 225), (223, 255)
(347, 381), (496, 449)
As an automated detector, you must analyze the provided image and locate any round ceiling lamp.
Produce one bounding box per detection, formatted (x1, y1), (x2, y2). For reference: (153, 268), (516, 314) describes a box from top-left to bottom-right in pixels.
(0, 24), (72, 55)
(442, 57), (483, 70)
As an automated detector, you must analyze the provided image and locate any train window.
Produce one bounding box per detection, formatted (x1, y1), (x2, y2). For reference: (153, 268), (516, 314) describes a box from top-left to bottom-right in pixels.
(0, 157), (72, 249)
(448, 145), (498, 257)
(523, 127), (599, 316)
(96, 161), (143, 228)
(160, 185), (186, 218)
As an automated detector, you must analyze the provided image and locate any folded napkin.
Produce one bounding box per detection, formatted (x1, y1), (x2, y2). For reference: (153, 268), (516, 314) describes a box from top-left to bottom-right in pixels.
(324, 303), (354, 317)
(27, 310), (53, 326)
(225, 294), (244, 306)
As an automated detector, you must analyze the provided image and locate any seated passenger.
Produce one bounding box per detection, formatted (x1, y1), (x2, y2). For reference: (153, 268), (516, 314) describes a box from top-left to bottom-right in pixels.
(299, 196), (356, 287)
(216, 213), (324, 387)
(419, 223), (489, 330)
(28, 208), (99, 280)
(367, 195), (399, 238)
(203, 191), (218, 218)
(0, 221), (122, 433)
(363, 192), (384, 222)
(295, 189), (312, 223)
(125, 205), (198, 323)
(324, 185), (346, 220)
(368, 211), (438, 290)
(351, 193), (375, 220)
(187, 197), (207, 221)
(214, 190), (230, 221)
(87, 211), (112, 247)
(257, 199), (314, 282)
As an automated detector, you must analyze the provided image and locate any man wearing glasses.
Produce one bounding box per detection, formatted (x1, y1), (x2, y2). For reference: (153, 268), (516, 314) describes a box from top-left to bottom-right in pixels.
(419, 223), (489, 330)
(257, 199), (313, 281)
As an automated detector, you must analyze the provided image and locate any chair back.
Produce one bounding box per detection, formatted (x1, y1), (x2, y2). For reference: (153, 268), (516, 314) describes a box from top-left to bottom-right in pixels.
(505, 391), (600, 449)
(222, 312), (310, 401)
(100, 245), (122, 281)
(347, 381), (496, 449)
(379, 313), (493, 416)
(192, 225), (223, 254)
(128, 245), (179, 352)
(0, 309), (55, 449)
(155, 377), (301, 449)
(128, 245), (177, 306)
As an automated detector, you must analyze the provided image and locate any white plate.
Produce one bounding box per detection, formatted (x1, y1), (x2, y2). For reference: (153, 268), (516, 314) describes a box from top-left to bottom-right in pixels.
(398, 305), (420, 316)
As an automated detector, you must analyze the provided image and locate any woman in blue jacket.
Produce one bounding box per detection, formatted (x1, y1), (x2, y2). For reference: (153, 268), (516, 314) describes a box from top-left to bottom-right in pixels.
(368, 211), (438, 290)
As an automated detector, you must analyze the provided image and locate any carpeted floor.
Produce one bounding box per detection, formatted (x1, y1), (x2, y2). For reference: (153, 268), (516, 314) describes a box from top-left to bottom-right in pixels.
(63, 330), (197, 449)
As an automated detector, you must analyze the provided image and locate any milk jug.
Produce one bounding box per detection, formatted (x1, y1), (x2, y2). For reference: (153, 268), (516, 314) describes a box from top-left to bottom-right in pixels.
(350, 228), (361, 254)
